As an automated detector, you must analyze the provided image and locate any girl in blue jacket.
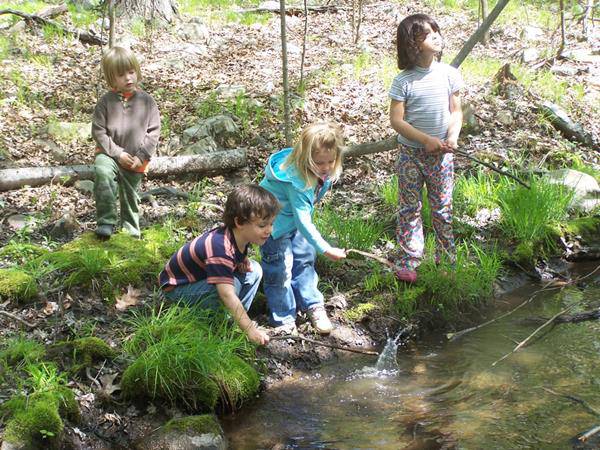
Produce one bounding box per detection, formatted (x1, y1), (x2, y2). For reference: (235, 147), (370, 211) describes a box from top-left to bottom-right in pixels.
(260, 122), (346, 334)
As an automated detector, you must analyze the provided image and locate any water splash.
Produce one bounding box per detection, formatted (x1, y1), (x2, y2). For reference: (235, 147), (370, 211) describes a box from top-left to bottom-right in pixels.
(375, 330), (403, 371)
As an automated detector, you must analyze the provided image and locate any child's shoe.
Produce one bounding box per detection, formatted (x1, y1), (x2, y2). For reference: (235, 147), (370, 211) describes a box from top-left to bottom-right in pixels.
(394, 268), (418, 284)
(307, 305), (333, 335)
(95, 224), (113, 239)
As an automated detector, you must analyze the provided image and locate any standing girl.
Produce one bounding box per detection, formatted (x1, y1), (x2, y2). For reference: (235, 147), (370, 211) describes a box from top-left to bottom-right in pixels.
(260, 122), (346, 334)
(389, 14), (464, 283)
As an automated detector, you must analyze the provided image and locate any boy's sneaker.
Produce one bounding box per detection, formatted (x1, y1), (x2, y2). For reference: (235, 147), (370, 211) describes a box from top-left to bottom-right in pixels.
(95, 224), (113, 239)
(307, 305), (333, 335)
(394, 268), (418, 284)
(270, 322), (298, 336)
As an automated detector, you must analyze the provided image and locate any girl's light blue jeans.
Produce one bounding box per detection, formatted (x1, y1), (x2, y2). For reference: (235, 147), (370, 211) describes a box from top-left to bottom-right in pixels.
(260, 231), (324, 326)
(164, 259), (262, 312)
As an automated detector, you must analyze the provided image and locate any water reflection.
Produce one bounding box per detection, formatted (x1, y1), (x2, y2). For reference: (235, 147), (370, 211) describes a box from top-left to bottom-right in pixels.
(222, 277), (600, 449)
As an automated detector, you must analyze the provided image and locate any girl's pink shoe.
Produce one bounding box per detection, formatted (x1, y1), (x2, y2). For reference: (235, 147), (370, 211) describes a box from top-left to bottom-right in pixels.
(395, 268), (417, 283)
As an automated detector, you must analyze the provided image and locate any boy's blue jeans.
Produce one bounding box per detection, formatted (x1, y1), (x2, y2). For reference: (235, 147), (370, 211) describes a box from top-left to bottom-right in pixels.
(164, 259), (262, 312)
(260, 232), (323, 326)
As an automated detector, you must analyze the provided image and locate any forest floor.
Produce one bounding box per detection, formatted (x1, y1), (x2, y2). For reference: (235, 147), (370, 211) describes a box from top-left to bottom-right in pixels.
(1, 0), (599, 447)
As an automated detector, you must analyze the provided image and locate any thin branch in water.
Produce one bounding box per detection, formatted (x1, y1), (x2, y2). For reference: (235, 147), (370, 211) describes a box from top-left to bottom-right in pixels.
(542, 387), (600, 418)
(491, 305), (574, 367)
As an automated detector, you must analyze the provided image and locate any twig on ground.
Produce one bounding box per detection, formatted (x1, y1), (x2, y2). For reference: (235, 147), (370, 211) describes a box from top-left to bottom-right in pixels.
(346, 248), (395, 269)
(491, 305), (574, 367)
(270, 334), (378, 355)
(0, 310), (36, 329)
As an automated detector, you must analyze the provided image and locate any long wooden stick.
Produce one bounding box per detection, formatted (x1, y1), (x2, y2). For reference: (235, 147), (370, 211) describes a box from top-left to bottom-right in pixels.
(454, 149), (530, 189)
(345, 248), (396, 269)
(270, 334), (378, 355)
(491, 305), (574, 366)
(0, 310), (36, 329)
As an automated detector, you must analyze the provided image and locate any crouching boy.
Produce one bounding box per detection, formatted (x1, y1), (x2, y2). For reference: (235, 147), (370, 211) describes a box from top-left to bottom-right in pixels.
(159, 184), (279, 345)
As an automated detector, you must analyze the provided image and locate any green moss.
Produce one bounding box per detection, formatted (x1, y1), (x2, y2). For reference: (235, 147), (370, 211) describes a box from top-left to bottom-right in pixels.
(512, 241), (535, 264)
(0, 242), (48, 265)
(162, 414), (222, 435)
(2, 387), (79, 448)
(71, 337), (116, 366)
(0, 268), (37, 302)
(214, 355), (260, 410)
(563, 217), (600, 240)
(344, 302), (377, 322)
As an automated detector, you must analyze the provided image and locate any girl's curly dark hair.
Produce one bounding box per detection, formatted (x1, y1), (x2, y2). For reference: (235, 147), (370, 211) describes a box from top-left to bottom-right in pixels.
(396, 14), (442, 70)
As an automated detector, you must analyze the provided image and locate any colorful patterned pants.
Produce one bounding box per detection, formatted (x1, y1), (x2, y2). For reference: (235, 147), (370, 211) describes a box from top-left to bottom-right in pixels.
(395, 145), (455, 270)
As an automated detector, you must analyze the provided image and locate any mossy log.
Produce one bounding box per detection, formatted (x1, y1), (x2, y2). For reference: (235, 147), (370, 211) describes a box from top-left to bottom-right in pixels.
(0, 149), (247, 191)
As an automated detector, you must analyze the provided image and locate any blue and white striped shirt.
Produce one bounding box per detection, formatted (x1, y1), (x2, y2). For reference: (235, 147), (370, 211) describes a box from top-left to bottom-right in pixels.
(389, 61), (464, 148)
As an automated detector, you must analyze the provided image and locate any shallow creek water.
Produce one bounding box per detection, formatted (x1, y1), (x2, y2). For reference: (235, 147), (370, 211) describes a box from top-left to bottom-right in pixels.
(222, 268), (600, 449)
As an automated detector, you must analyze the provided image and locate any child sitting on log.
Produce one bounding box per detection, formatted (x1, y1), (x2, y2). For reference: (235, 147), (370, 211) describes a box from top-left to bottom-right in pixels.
(92, 46), (160, 239)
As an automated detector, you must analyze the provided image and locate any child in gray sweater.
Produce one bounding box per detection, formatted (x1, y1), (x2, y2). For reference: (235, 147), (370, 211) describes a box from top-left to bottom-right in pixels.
(92, 46), (160, 239)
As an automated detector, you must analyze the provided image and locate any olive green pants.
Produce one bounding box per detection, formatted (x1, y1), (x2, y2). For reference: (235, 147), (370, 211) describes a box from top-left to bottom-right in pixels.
(94, 153), (143, 236)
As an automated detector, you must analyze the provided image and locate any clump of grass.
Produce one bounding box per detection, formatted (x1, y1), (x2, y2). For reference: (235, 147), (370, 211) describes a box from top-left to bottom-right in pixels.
(459, 56), (503, 83)
(0, 336), (45, 368)
(315, 205), (385, 251)
(121, 304), (259, 412)
(497, 176), (574, 254)
(454, 171), (503, 218)
(513, 63), (586, 108)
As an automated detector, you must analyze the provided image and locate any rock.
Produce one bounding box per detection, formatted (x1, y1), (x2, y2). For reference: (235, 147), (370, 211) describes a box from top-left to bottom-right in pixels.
(258, 0), (279, 9)
(95, 17), (110, 30)
(34, 139), (68, 163)
(47, 121), (91, 144)
(521, 48), (540, 63)
(521, 26), (544, 41)
(7, 214), (35, 231)
(50, 213), (79, 240)
(1, 440), (24, 450)
(133, 415), (227, 450)
(181, 136), (219, 155)
(74, 180), (94, 194)
(496, 110), (513, 126)
(545, 169), (600, 212)
(215, 84), (246, 99)
(462, 102), (480, 134)
(181, 22), (210, 43)
(182, 115), (240, 149)
(551, 65), (578, 77)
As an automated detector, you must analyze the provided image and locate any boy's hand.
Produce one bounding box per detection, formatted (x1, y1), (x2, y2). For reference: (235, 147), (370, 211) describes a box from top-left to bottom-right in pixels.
(119, 152), (134, 168)
(129, 156), (143, 170)
(247, 324), (270, 345)
(324, 247), (346, 261)
(424, 137), (444, 154)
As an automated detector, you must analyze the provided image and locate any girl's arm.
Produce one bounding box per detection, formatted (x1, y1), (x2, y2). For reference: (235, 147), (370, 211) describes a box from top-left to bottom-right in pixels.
(390, 100), (443, 153)
(445, 92), (463, 149)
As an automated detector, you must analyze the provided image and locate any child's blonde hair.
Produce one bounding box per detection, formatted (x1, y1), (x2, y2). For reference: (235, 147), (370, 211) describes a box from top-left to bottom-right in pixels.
(101, 46), (142, 89)
(285, 122), (344, 187)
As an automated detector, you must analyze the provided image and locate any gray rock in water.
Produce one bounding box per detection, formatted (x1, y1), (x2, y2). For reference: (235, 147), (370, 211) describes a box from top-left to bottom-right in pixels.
(75, 180), (95, 195)
(133, 415), (227, 450)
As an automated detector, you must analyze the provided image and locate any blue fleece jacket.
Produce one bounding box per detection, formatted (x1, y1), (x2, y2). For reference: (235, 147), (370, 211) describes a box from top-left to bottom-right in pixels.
(260, 148), (332, 254)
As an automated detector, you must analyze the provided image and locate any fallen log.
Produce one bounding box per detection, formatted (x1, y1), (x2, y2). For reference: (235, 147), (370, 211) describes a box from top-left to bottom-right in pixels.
(0, 149), (247, 191)
(0, 8), (105, 45)
(538, 101), (596, 148)
(235, 4), (341, 14)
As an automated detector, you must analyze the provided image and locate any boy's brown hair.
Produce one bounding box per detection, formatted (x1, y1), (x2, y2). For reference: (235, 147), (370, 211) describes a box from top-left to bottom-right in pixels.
(223, 184), (280, 228)
(101, 46), (142, 88)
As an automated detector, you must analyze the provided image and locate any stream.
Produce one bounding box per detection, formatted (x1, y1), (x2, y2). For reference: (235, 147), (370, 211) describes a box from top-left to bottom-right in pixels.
(222, 265), (600, 449)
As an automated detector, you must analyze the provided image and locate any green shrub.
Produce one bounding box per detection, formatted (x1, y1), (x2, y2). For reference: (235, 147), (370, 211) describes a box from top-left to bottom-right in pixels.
(121, 305), (259, 412)
(497, 176), (574, 254)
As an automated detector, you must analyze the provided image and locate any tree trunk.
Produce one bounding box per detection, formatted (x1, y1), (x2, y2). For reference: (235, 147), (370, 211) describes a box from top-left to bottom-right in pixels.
(451, 0), (511, 68)
(0, 150), (247, 191)
(479, 0), (489, 44)
(117, 0), (178, 23)
(279, 0), (292, 146)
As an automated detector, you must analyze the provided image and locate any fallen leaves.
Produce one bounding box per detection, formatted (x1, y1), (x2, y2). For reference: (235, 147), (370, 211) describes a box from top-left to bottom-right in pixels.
(114, 285), (141, 311)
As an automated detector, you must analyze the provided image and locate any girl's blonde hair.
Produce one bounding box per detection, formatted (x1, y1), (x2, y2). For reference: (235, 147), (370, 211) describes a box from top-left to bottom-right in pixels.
(101, 46), (142, 89)
(285, 122), (345, 187)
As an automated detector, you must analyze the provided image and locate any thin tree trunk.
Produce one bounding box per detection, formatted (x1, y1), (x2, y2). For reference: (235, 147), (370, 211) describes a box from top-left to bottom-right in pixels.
(300, 0), (308, 87)
(279, 0), (292, 146)
(451, 0), (511, 68)
(108, 0), (116, 48)
(558, 0), (566, 56)
(479, 0), (489, 44)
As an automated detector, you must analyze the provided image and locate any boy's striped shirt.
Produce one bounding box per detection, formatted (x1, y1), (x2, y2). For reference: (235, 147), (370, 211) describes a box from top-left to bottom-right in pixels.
(159, 226), (250, 290)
